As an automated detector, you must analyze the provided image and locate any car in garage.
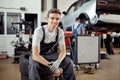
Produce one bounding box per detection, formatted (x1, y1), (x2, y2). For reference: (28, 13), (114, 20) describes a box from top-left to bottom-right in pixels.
(61, 0), (120, 32)
(95, 0), (120, 32)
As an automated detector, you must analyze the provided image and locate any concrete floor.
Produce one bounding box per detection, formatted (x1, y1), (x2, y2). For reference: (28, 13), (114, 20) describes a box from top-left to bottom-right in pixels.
(75, 49), (120, 80)
(0, 48), (120, 80)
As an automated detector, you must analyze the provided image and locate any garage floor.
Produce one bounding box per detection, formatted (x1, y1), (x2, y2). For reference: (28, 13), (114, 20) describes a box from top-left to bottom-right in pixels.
(0, 48), (120, 80)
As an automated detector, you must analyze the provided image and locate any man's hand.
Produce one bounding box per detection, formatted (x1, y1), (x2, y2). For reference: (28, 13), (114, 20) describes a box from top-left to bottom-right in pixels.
(54, 69), (61, 77)
(50, 60), (61, 72)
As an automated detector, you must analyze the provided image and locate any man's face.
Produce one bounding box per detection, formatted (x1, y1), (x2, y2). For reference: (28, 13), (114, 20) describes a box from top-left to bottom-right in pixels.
(47, 13), (61, 30)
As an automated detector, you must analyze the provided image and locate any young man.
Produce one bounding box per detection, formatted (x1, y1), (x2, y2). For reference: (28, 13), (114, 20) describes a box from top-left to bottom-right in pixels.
(72, 17), (86, 35)
(29, 8), (76, 80)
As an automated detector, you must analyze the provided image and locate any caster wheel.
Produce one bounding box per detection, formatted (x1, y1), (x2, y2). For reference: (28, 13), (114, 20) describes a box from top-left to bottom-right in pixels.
(95, 63), (100, 69)
(75, 65), (80, 71)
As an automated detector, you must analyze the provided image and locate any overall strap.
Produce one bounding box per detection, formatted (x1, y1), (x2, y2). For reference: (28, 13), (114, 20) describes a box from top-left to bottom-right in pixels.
(73, 23), (81, 30)
(72, 23), (81, 34)
(40, 26), (45, 45)
(56, 28), (59, 42)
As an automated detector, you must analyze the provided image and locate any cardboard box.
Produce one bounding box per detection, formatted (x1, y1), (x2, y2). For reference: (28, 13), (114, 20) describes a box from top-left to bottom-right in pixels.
(0, 53), (8, 59)
(84, 65), (95, 74)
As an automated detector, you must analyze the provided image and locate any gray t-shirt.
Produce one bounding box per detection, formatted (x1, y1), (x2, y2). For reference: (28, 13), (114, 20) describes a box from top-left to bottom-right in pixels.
(32, 25), (65, 47)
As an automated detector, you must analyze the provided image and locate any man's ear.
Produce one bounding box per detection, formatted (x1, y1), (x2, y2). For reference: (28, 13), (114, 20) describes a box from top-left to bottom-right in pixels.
(45, 17), (48, 22)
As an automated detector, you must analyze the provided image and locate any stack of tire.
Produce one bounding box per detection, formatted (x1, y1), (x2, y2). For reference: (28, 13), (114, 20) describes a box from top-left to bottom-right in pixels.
(19, 52), (56, 80)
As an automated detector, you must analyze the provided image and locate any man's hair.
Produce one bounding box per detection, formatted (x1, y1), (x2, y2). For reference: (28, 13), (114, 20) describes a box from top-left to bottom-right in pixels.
(75, 17), (80, 21)
(47, 8), (61, 17)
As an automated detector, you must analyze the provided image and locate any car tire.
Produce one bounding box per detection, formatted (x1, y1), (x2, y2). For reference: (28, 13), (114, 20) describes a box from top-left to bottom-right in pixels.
(19, 52), (30, 80)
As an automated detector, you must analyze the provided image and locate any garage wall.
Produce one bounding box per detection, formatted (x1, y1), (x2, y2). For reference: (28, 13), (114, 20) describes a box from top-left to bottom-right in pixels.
(0, 0), (41, 13)
(0, 0), (41, 57)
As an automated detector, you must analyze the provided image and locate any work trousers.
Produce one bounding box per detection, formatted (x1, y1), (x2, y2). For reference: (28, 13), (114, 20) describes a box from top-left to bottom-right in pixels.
(29, 55), (76, 80)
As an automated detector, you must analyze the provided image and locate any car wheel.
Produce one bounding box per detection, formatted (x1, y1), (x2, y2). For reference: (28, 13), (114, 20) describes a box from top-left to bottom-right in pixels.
(19, 52), (30, 79)
(79, 13), (92, 30)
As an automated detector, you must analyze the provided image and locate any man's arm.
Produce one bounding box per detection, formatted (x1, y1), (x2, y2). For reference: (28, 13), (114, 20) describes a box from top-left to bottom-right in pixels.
(50, 44), (66, 72)
(57, 28), (66, 62)
(81, 24), (86, 35)
(50, 28), (66, 72)
(51, 44), (66, 75)
(32, 46), (51, 67)
(32, 27), (51, 67)
(58, 44), (66, 62)
(82, 29), (86, 35)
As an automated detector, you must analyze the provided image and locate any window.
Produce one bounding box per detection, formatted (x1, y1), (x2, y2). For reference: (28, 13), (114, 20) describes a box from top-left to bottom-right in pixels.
(25, 13), (37, 34)
(0, 12), (4, 34)
(7, 13), (21, 34)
